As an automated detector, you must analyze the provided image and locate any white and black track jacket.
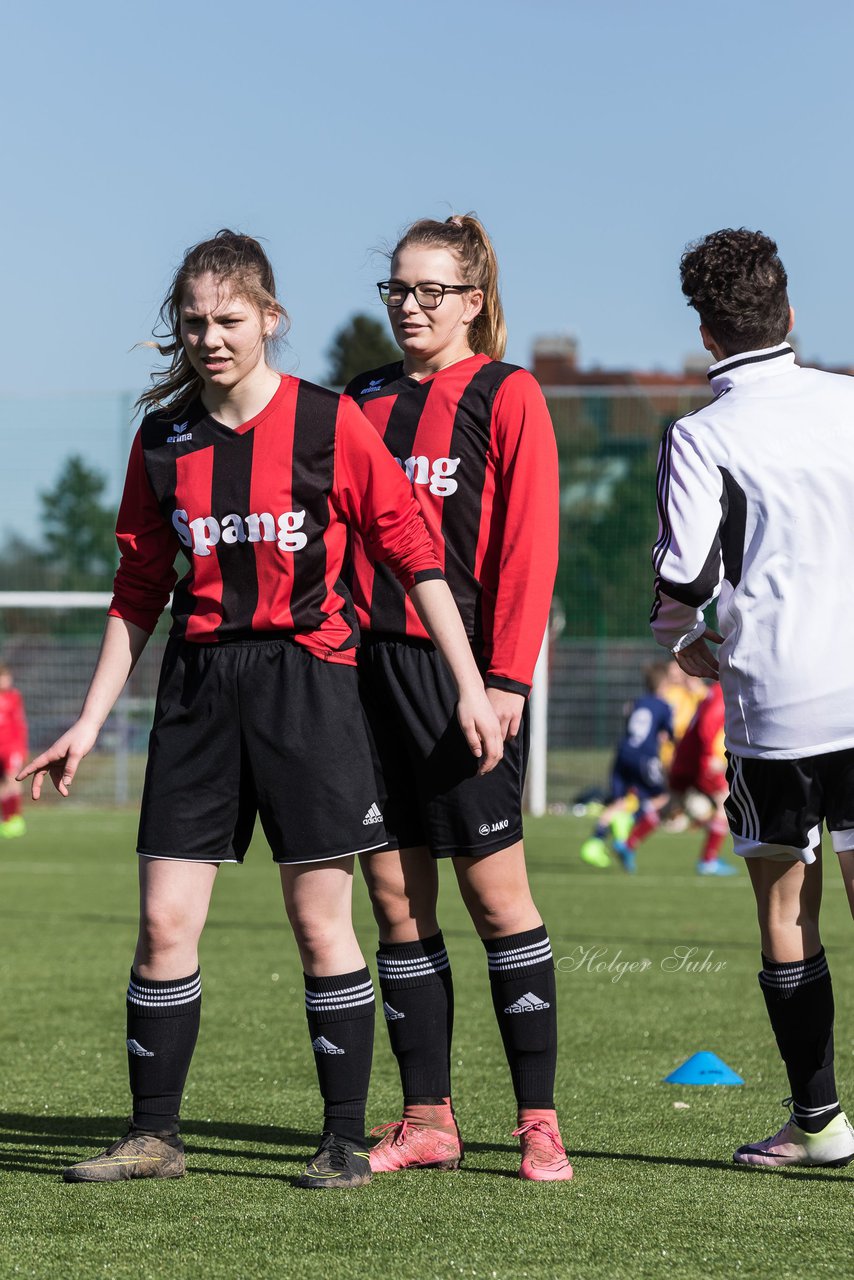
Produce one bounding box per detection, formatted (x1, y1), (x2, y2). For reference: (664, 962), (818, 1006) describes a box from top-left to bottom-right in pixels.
(651, 343), (854, 759)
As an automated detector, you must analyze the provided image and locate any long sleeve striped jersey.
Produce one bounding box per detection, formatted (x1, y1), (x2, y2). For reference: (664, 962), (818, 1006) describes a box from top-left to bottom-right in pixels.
(108, 375), (443, 659)
(345, 354), (559, 697)
(651, 343), (854, 758)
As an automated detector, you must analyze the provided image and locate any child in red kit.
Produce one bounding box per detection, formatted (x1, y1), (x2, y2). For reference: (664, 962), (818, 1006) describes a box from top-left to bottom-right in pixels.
(0, 663), (28, 838)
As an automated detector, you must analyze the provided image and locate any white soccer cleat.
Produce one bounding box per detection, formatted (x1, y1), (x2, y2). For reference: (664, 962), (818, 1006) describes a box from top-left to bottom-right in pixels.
(734, 1109), (854, 1168)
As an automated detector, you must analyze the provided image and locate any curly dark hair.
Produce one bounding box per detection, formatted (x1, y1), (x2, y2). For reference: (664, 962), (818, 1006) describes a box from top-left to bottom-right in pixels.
(680, 228), (790, 356)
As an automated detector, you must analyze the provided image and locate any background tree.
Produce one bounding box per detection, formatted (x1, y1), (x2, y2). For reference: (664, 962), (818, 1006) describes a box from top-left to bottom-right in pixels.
(557, 445), (660, 639)
(326, 313), (399, 387)
(0, 536), (53, 592)
(39, 455), (118, 590)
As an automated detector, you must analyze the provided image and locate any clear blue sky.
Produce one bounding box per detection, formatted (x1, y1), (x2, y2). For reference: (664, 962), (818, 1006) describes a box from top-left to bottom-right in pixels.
(6, 0), (854, 387)
(3, 0), (854, 521)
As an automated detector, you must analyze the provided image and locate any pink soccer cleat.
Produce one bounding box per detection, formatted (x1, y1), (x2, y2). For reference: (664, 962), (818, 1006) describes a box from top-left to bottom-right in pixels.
(513, 1117), (574, 1182)
(369, 1101), (462, 1172)
(734, 1110), (854, 1168)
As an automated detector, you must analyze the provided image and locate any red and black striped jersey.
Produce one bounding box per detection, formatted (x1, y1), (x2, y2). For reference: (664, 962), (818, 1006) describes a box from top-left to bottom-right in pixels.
(345, 354), (559, 696)
(109, 375), (443, 660)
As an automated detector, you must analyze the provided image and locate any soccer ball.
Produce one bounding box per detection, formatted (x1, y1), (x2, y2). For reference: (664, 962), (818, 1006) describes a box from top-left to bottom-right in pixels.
(684, 789), (714, 823)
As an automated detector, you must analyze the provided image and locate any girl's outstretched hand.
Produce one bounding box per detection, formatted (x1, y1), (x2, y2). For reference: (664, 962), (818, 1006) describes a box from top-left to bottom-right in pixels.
(16, 718), (100, 799)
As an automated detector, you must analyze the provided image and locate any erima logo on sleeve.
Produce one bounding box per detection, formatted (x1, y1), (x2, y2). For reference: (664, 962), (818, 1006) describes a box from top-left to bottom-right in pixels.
(360, 379), (384, 395)
(166, 422), (192, 443)
(172, 509), (308, 556)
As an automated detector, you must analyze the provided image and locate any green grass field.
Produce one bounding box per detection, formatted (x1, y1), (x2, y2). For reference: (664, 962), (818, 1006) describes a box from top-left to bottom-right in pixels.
(1, 810), (852, 1280)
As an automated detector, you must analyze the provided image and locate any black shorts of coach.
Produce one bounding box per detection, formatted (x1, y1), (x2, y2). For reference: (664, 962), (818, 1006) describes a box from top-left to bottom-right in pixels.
(358, 636), (529, 858)
(137, 636), (388, 865)
(725, 748), (854, 864)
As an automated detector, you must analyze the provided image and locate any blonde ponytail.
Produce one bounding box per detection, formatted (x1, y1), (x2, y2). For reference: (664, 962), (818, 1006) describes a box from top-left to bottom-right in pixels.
(392, 213), (507, 360)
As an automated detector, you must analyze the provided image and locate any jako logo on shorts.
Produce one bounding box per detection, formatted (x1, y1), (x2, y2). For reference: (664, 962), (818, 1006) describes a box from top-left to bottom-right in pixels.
(172, 509), (308, 556)
(479, 819), (509, 836)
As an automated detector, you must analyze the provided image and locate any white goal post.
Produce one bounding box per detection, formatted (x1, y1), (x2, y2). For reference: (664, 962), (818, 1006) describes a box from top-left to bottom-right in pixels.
(527, 631), (549, 817)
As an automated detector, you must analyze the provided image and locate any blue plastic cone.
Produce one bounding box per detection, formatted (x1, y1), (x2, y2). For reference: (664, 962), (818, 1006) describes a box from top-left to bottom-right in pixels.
(664, 1051), (743, 1086)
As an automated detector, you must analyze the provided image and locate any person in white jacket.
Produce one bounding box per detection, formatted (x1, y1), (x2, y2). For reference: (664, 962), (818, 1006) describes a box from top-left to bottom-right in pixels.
(651, 227), (854, 1169)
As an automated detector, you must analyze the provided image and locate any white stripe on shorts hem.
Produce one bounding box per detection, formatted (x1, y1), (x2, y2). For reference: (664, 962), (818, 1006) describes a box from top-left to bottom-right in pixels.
(278, 840), (389, 866)
(137, 840), (389, 867)
(137, 851), (240, 863)
(731, 832), (818, 864)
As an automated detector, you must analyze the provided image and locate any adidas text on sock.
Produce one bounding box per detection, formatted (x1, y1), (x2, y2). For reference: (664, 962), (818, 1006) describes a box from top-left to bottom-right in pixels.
(484, 926), (557, 1109)
(305, 967), (375, 1142)
(759, 948), (839, 1133)
(376, 932), (454, 1103)
(126, 968), (202, 1134)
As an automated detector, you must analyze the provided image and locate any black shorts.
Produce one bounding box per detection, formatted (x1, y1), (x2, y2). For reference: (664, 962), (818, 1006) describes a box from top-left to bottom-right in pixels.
(138, 637), (388, 865)
(725, 749), (854, 864)
(358, 637), (529, 858)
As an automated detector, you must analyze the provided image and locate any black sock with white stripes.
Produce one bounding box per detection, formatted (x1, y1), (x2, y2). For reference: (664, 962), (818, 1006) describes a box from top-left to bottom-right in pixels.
(126, 968), (202, 1135)
(483, 926), (557, 1109)
(376, 932), (453, 1104)
(304, 967), (375, 1143)
(759, 948), (840, 1133)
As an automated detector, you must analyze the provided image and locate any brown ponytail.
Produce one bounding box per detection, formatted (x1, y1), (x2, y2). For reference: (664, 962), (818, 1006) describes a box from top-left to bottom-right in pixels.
(392, 213), (507, 360)
(136, 229), (289, 416)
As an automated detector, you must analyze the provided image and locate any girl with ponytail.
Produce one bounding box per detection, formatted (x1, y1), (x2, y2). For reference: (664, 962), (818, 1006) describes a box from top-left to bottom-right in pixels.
(345, 214), (569, 1181)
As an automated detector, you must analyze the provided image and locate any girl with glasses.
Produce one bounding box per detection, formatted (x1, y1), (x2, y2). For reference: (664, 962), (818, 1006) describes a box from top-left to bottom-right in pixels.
(18, 229), (502, 1192)
(346, 214), (570, 1181)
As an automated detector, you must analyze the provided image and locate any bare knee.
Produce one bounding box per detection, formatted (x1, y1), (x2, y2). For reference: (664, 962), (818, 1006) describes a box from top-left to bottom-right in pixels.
(135, 903), (201, 971)
(454, 843), (542, 940)
(461, 887), (540, 939)
(370, 882), (439, 941)
(283, 898), (350, 972)
(362, 849), (439, 943)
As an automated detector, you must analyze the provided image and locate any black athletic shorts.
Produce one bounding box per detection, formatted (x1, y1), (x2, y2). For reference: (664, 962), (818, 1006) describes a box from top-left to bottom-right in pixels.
(725, 749), (854, 864)
(138, 637), (388, 865)
(358, 636), (529, 858)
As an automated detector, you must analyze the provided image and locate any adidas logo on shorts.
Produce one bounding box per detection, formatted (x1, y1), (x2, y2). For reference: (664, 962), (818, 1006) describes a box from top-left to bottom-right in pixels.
(363, 802), (382, 826)
(504, 992), (550, 1014)
(311, 1036), (344, 1055)
(383, 1002), (405, 1021)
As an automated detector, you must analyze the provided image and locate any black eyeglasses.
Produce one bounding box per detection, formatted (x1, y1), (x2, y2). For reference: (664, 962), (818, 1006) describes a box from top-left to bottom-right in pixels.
(377, 280), (476, 310)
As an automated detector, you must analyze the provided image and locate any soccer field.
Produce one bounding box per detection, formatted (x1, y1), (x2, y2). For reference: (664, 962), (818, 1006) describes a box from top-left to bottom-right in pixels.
(1, 811), (851, 1280)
